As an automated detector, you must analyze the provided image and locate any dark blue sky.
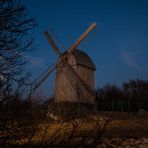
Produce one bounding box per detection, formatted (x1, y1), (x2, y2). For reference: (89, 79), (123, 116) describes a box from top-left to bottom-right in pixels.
(24, 0), (148, 96)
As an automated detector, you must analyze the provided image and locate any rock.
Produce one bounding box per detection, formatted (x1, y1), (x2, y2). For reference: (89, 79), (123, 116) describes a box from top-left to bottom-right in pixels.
(135, 139), (142, 145)
(138, 109), (146, 115)
(142, 138), (148, 144)
(110, 138), (122, 145)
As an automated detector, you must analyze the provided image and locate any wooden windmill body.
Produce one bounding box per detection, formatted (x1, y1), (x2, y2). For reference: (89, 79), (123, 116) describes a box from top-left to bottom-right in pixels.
(30, 23), (97, 105)
(55, 49), (96, 104)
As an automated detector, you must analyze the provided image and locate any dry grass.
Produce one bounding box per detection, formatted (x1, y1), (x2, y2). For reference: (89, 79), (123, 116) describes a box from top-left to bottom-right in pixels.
(0, 116), (108, 145)
(1, 112), (148, 146)
(21, 116), (108, 144)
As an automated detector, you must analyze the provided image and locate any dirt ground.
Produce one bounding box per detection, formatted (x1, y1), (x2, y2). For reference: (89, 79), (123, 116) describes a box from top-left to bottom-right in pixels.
(99, 112), (148, 138)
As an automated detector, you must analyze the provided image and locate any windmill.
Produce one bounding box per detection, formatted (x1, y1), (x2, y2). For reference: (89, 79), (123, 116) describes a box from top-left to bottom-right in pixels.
(30, 23), (97, 107)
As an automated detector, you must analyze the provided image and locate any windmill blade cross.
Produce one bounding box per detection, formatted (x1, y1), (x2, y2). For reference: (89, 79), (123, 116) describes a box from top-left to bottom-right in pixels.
(44, 23), (96, 67)
(43, 23), (96, 104)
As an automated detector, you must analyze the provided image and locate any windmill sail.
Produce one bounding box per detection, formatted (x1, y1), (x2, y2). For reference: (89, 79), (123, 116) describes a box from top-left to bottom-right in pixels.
(64, 62), (95, 103)
(60, 23), (96, 63)
(31, 63), (55, 93)
(44, 31), (61, 56)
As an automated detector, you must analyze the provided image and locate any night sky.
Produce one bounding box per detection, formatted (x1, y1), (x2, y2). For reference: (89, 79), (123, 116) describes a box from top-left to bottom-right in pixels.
(24, 0), (148, 97)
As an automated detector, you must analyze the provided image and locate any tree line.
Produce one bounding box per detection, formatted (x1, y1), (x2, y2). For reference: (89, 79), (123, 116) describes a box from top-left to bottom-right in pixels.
(96, 79), (148, 112)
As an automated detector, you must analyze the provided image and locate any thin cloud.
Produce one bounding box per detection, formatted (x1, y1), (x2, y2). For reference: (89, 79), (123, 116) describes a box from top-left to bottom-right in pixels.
(120, 50), (148, 73)
(26, 55), (47, 68)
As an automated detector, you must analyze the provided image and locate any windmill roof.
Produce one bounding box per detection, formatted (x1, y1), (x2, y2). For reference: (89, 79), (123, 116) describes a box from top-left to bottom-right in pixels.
(63, 49), (96, 70)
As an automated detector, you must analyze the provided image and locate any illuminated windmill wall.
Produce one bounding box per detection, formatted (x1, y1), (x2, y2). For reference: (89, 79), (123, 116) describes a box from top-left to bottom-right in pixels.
(55, 49), (96, 104)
